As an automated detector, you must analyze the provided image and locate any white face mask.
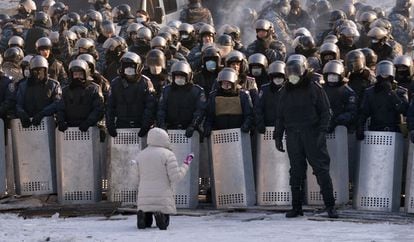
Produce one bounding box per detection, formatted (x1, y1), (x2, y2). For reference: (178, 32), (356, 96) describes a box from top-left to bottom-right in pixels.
(124, 67), (136, 76)
(24, 69), (30, 78)
(273, 77), (284, 85)
(251, 67), (262, 77)
(371, 39), (380, 44)
(181, 34), (189, 39)
(150, 66), (163, 75)
(174, 76), (186, 86)
(288, 75), (300, 84)
(205, 60), (217, 71)
(327, 74), (339, 83)
(88, 21), (96, 28)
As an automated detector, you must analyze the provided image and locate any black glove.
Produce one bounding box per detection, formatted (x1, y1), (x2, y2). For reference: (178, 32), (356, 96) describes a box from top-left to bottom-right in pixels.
(138, 126), (150, 137)
(185, 125), (195, 138)
(356, 127), (365, 140)
(19, 112), (31, 128)
(241, 123), (250, 133)
(327, 122), (336, 133)
(410, 131), (414, 143)
(58, 122), (68, 132)
(257, 124), (266, 134)
(204, 127), (212, 137)
(107, 125), (117, 137)
(32, 112), (44, 126)
(79, 122), (90, 132)
(275, 137), (285, 152)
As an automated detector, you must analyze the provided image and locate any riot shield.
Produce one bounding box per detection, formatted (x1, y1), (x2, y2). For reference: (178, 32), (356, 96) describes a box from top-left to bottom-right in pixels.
(0, 119), (5, 195)
(108, 128), (145, 205)
(210, 128), (256, 208)
(11, 117), (56, 195)
(256, 128), (291, 206)
(307, 126), (349, 205)
(169, 130), (200, 209)
(405, 141), (414, 213)
(354, 131), (403, 212)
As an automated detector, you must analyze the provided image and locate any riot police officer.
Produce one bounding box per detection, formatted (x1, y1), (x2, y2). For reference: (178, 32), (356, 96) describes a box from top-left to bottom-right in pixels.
(84, 10), (103, 41)
(357, 60), (409, 139)
(56, 59), (104, 132)
(179, 0), (214, 25)
(248, 53), (269, 90)
(142, 49), (169, 100)
(16, 55), (61, 128)
(367, 27), (397, 61)
(319, 42), (340, 70)
(13, 0), (36, 28)
(274, 54), (338, 218)
(36, 37), (68, 85)
(102, 36), (128, 81)
(113, 4), (135, 40)
(179, 23), (197, 51)
(0, 70), (16, 120)
(204, 67), (253, 136)
(322, 60), (358, 132)
(286, 0), (314, 31)
(246, 19), (285, 63)
(255, 61), (285, 134)
(24, 11), (51, 55)
(1, 47), (24, 82)
(394, 55), (414, 99)
(193, 46), (222, 99)
(106, 52), (156, 138)
(157, 61), (206, 138)
(188, 24), (216, 72)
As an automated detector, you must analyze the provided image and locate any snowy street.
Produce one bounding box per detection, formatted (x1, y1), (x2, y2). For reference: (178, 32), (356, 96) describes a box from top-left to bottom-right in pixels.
(0, 211), (413, 242)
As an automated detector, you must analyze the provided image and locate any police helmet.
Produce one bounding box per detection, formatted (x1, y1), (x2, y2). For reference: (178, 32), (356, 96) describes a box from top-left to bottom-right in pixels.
(171, 61), (193, 83)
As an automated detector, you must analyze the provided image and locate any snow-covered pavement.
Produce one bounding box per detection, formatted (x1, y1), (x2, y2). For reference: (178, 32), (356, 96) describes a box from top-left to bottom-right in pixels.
(0, 212), (413, 242)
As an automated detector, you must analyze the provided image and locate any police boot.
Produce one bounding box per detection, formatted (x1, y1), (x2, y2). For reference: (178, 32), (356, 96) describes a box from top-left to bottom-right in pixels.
(286, 186), (304, 218)
(154, 212), (170, 230)
(145, 212), (153, 227)
(326, 206), (339, 218)
(137, 210), (147, 229)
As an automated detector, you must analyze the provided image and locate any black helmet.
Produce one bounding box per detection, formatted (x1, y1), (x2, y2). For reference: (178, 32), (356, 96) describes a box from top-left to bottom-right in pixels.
(329, 10), (347, 27)
(85, 9), (103, 23)
(393, 55), (413, 77)
(171, 61), (193, 84)
(8, 36), (25, 49)
(179, 23), (195, 39)
(286, 54), (308, 78)
(199, 24), (216, 38)
(360, 48), (378, 68)
(34, 11), (51, 27)
(217, 67), (238, 86)
(202, 46), (221, 72)
(113, 4), (133, 20)
(35, 37), (53, 50)
(323, 60), (345, 83)
(120, 52), (143, 78)
(320, 42), (340, 65)
(101, 20), (115, 38)
(4, 47), (24, 63)
(150, 36), (167, 50)
(103, 36), (127, 55)
(345, 49), (366, 73)
(225, 50), (247, 73)
(268, 61), (286, 77)
(69, 59), (91, 82)
(375, 60), (395, 78)
(77, 53), (96, 73)
(248, 53), (268, 76)
(146, 49), (166, 68)
(293, 35), (316, 55)
(67, 12), (81, 27)
(219, 24), (241, 42)
(75, 38), (96, 55)
(48, 2), (67, 18)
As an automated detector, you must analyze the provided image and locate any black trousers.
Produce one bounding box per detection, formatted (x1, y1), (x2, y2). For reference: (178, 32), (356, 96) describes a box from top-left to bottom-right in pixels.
(286, 128), (335, 207)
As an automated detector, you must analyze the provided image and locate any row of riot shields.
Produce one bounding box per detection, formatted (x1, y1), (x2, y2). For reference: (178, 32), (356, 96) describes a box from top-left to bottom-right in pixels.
(2, 117), (414, 213)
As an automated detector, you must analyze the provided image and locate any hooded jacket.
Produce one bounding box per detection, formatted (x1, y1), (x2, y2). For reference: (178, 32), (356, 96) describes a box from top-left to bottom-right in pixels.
(136, 128), (189, 214)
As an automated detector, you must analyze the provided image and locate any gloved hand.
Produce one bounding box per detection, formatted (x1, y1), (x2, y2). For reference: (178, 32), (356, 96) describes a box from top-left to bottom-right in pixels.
(58, 122), (68, 132)
(19, 112), (31, 128)
(107, 125), (117, 137)
(138, 126), (150, 137)
(275, 137), (285, 152)
(184, 153), (194, 166)
(327, 122), (336, 134)
(319, 126), (329, 133)
(256, 124), (266, 134)
(356, 128), (365, 140)
(410, 130), (414, 143)
(241, 123), (250, 133)
(32, 112), (44, 126)
(185, 125), (195, 138)
(79, 122), (90, 132)
(204, 127), (212, 137)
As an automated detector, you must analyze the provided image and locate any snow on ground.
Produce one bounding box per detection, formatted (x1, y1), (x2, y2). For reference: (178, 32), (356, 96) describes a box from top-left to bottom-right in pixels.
(0, 212), (413, 242)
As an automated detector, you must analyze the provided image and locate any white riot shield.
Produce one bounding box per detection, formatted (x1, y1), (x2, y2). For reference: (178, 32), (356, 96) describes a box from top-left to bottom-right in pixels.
(199, 140), (211, 196)
(210, 128), (256, 209)
(307, 126), (349, 205)
(0, 119), (5, 195)
(108, 128), (145, 205)
(405, 141), (414, 213)
(256, 128), (291, 206)
(169, 130), (200, 209)
(5, 128), (15, 195)
(354, 131), (403, 212)
(56, 127), (101, 204)
(11, 117), (56, 195)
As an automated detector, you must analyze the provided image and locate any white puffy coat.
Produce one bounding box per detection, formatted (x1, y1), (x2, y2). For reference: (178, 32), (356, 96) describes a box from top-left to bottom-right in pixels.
(136, 128), (189, 214)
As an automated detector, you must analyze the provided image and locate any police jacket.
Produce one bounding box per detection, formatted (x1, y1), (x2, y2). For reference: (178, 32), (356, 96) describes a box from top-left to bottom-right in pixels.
(57, 80), (104, 127)
(204, 88), (254, 131)
(255, 82), (282, 127)
(246, 39), (285, 63)
(193, 69), (219, 99)
(16, 77), (61, 117)
(347, 68), (376, 104)
(142, 69), (169, 100)
(24, 26), (50, 55)
(359, 81), (408, 132)
(157, 83), (206, 129)
(275, 73), (331, 136)
(107, 75), (156, 129)
(188, 43), (203, 72)
(323, 81), (358, 128)
(0, 75), (16, 119)
(48, 57), (68, 86)
(179, 3), (214, 25)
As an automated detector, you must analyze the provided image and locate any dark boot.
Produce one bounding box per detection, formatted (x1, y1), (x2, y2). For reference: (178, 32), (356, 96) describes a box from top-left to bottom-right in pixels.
(154, 212), (170, 230)
(326, 206), (339, 218)
(137, 210), (147, 229)
(286, 206), (304, 218)
(145, 212), (153, 228)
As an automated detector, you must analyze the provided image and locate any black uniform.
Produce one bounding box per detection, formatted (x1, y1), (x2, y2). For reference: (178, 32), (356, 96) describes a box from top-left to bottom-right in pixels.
(274, 74), (335, 210)
(0, 74), (16, 120)
(57, 81), (105, 128)
(255, 82), (282, 133)
(106, 75), (156, 135)
(157, 83), (206, 131)
(142, 69), (169, 100)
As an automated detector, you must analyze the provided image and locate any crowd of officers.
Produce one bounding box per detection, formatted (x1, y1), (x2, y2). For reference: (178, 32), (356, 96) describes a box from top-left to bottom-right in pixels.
(1, 0), (414, 219)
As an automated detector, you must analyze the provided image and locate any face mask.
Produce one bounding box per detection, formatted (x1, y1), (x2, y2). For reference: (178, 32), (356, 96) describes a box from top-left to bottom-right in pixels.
(136, 17), (145, 23)
(88, 21), (96, 28)
(371, 39), (380, 44)
(251, 67), (262, 77)
(181, 34), (189, 40)
(150, 66), (163, 75)
(205, 60), (217, 71)
(327, 74), (339, 83)
(124, 67), (136, 76)
(288, 75), (300, 84)
(24, 69), (30, 78)
(273, 77), (284, 85)
(174, 76), (186, 86)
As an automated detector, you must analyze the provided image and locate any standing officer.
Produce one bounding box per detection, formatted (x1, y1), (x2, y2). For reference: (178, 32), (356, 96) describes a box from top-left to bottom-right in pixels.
(274, 54), (338, 218)
(106, 52), (156, 138)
